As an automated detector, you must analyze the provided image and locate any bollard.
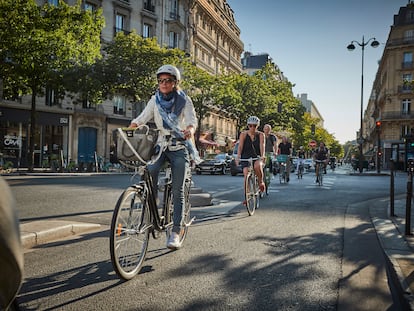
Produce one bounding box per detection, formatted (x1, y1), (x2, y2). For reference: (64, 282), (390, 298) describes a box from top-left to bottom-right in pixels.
(406, 160), (414, 235)
(390, 160), (395, 217)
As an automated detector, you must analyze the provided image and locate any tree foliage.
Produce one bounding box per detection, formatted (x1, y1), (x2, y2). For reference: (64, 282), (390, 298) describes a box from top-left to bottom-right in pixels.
(0, 0), (104, 170)
(179, 62), (215, 143)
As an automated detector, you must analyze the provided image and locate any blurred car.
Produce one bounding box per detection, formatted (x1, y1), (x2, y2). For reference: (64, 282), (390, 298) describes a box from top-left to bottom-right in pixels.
(195, 153), (231, 175)
(303, 158), (314, 171)
(230, 142), (242, 176)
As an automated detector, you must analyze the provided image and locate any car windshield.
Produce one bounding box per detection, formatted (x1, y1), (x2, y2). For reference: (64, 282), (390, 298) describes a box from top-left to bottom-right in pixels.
(215, 154), (226, 160)
(204, 154), (219, 160)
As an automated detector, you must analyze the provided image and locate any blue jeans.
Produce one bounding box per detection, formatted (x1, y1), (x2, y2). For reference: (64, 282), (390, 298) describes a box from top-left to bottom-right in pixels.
(148, 147), (190, 234)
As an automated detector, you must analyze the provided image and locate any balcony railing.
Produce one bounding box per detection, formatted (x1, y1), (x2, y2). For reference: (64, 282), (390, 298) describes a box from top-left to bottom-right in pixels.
(382, 111), (414, 120)
(402, 61), (414, 69)
(387, 36), (414, 47)
(114, 27), (131, 35)
(398, 84), (414, 93)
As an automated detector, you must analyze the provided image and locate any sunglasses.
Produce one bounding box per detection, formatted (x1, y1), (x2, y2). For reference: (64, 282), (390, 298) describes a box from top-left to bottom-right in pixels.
(248, 124), (257, 128)
(158, 78), (175, 84)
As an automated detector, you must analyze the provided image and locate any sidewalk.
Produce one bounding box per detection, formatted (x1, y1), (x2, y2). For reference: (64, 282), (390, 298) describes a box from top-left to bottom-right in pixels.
(373, 195), (414, 310)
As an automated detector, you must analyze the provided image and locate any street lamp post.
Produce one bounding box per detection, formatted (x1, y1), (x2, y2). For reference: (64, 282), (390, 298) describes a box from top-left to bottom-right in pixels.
(347, 36), (379, 173)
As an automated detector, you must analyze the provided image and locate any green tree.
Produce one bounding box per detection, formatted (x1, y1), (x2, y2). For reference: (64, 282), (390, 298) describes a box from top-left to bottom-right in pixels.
(213, 72), (265, 137)
(179, 62), (215, 146)
(97, 32), (181, 103)
(0, 0), (104, 170)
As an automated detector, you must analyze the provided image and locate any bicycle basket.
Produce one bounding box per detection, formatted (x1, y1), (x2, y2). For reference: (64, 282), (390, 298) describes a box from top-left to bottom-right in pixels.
(115, 126), (158, 162)
(276, 154), (289, 163)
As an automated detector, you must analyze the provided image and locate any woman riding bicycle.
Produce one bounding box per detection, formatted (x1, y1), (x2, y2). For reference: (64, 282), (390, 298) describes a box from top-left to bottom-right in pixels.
(129, 64), (197, 250)
(236, 116), (266, 204)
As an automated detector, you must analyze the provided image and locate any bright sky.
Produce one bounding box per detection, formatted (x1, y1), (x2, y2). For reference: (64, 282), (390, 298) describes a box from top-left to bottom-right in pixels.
(227, 0), (409, 144)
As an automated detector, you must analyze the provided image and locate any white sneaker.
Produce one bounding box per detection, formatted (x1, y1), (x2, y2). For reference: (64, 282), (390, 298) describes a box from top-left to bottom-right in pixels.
(167, 232), (182, 250)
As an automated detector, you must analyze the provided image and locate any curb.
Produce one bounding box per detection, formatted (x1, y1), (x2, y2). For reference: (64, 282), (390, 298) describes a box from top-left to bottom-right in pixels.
(372, 217), (414, 310)
(20, 220), (101, 249)
(20, 191), (213, 249)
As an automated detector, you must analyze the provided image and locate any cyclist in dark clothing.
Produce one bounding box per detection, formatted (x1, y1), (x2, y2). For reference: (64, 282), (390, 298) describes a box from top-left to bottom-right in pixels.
(278, 136), (292, 182)
(236, 116), (266, 203)
(263, 124), (277, 174)
(313, 142), (330, 174)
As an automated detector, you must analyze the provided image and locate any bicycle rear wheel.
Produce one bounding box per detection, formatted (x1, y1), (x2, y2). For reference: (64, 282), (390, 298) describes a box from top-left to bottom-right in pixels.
(245, 172), (257, 216)
(110, 186), (150, 280)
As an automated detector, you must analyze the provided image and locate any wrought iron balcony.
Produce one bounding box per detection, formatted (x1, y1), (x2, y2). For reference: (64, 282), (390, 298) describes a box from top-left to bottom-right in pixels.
(398, 84), (414, 93)
(382, 111), (414, 120)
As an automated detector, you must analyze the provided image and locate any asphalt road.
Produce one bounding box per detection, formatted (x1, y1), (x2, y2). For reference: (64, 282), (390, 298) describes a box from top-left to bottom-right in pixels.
(6, 166), (409, 310)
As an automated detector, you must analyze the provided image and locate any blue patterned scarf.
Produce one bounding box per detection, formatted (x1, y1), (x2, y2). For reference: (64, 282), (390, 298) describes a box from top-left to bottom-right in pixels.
(155, 89), (201, 163)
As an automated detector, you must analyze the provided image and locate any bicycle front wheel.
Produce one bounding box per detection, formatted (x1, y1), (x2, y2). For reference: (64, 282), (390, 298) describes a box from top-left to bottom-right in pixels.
(245, 173), (257, 216)
(110, 186), (150, 280)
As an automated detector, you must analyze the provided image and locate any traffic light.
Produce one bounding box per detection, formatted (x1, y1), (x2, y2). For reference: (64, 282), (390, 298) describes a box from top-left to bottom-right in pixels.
(375, 120), (381, 129)
(311, 124), (315, 135)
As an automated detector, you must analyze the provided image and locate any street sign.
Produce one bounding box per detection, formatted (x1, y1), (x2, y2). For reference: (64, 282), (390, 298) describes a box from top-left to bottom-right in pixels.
(309, 140), (317, 148)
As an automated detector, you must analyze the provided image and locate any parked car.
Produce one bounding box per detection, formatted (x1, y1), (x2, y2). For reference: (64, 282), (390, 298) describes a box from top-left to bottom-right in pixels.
(195, 153), (231, 175)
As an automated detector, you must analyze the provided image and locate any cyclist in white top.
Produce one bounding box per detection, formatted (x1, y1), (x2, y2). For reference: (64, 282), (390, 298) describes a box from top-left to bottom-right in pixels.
(129, 64), (197, 250)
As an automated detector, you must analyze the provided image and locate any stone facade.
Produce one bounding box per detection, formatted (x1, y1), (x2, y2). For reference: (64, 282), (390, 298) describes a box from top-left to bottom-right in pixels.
(366, 2), (414, 170)
(0, 0), (242, 168)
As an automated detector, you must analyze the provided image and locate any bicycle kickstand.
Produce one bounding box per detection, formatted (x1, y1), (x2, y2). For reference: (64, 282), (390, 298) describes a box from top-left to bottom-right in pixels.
(186, 216), (196, 227)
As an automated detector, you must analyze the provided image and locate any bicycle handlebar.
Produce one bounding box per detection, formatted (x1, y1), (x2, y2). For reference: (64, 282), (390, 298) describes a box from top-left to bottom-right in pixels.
(238, 157), (260, 161)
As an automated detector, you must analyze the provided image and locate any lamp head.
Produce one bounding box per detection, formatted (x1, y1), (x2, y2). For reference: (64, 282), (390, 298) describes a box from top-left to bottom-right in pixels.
(371, 40), (380, 48)
(347, 43), (355, 51)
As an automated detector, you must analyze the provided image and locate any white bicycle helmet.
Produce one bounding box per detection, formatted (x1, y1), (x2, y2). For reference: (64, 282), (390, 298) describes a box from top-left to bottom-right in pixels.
(247, 116), (260, 126)
(156, 64), (181, 81)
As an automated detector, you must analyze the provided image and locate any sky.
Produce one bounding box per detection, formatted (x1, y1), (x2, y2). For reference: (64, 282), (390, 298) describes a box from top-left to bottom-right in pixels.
(226, 0), (409, 144)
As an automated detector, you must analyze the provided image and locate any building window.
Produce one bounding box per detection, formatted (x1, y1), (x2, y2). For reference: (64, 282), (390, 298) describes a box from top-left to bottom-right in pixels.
(115, 13), (125, 33)
(403, 73), (413, 91)
(113, 95), (126, 115)
(45, 87), (58, 106)
(143, 23), (152, 38)
(144, 1), (155, 12)
(403, 52), (413, 69)
(48, 0), (59, 5)
(169, 31), (178, 48)
(402, 124), (411, 137)
(170, 0), (178, 19)
(84, 2), (97, 12)
(402, 99), (411, 115)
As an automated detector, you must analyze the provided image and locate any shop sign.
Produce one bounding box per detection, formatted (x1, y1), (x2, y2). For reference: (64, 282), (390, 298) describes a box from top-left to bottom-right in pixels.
(3, 135), (22, 148)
